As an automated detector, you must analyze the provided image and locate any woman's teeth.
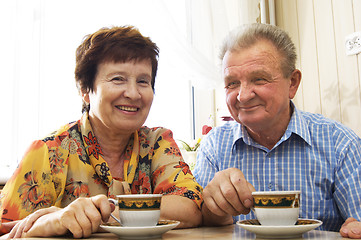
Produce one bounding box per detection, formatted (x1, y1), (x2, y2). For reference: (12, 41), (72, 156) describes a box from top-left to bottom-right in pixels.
(116, 106), (137, 112)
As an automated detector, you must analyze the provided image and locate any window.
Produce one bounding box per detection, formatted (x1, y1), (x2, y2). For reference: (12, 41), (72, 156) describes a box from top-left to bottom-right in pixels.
(0, 0), (218, 172)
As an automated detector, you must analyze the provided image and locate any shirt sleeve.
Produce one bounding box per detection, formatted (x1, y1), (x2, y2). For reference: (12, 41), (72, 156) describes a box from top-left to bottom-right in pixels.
(0, 140), (57, 235)
(333, 133), (361, 221)
(150, 129), (203, 209)
(192, 131), (218, 189)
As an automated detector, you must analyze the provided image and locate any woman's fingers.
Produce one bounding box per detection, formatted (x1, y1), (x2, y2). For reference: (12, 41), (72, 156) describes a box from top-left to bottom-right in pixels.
(23, 206), (60, 232)
(60, 195), (111, 238)
(61, 209), (90, 239)
(9, 220), (27, 239)
(8, 206), (61, 239)
(91, 195), (112, 223)
(7, 195), (112, 239)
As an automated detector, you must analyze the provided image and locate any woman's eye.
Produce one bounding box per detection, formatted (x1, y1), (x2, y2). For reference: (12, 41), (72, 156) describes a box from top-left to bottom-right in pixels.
(138, 78), (151, 86)
(111, 76), (126, 83)
(225, 81), (240, 89)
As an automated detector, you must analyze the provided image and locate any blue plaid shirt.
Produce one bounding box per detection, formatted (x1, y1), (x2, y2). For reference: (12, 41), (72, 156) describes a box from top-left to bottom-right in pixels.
(193, 104), (361, 231)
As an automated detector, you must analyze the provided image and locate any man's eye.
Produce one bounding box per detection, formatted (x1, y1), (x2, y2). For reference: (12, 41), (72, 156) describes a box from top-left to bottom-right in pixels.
(225, 81), (240, 89)
(254, 78), (268, 84)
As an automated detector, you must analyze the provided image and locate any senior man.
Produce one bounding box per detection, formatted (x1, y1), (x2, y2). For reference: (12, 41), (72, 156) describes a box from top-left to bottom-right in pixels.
(193, 23), (361, 239)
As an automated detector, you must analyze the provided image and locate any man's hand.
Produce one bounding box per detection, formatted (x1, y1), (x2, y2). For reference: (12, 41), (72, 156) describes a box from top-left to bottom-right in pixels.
(202, 168), (255, 226)
(340, 217), (361, 239)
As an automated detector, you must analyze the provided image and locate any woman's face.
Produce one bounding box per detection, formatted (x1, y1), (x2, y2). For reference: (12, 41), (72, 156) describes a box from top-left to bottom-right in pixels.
(84, 59), (154, 135)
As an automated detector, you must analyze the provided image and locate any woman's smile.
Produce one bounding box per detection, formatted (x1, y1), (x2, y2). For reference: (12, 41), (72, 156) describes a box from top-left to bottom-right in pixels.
(115, 105), (139, 112)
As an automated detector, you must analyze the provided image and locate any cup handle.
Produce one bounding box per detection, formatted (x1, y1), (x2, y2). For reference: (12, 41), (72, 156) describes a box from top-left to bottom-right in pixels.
(108, 198), (117, 206)
(108, 199), (122, 225)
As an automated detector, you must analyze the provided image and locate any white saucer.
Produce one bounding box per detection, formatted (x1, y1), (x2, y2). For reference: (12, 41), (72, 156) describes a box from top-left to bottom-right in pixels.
(100, 220), (180, 239)
(236, 219), (322, 239)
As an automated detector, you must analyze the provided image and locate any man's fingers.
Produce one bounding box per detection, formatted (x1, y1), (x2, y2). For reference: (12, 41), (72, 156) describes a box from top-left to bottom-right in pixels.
(205, 185), (239, 216)
(343, 217), (358, 226)
(340, 218), (361, 239)
(203, 195), (228, 217)
(218, 182), (244, 215)
(230, 171), (254, 210)
(205, 169), (245, 216)
(203, 168), (254, 217)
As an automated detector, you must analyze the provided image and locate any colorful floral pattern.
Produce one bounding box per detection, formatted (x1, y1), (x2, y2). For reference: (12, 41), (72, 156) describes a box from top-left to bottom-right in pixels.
(64, 178), (90, 201)
(18, 171), (52, 212)
(0, 112), (203, 235)
(83, 132), (103, 160)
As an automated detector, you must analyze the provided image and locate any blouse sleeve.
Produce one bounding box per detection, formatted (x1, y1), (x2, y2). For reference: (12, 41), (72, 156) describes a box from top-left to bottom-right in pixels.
(150, 128), (203, 209)
(0, 140), (58, 235)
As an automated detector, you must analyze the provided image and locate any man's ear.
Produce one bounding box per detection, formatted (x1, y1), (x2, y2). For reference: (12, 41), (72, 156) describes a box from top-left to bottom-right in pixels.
(289, 69), (301, 99)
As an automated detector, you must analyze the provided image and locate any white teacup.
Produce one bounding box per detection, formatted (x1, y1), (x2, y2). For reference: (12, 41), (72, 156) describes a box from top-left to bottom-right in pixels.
(109, 194), (162, 227)
(252, 190), (300, 226)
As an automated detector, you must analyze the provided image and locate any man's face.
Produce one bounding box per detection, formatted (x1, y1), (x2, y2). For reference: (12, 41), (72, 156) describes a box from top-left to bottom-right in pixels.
(222, 39), (298, 134)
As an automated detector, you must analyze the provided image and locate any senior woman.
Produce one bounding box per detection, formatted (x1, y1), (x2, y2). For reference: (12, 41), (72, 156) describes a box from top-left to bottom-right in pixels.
(0, 26), (202, 238)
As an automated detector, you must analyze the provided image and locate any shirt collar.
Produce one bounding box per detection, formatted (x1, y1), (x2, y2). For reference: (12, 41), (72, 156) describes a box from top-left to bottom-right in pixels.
(285, 102), (312, 146)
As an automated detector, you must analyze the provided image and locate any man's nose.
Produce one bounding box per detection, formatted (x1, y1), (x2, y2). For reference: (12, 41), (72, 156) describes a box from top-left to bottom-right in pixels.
(237, 84), (255, 102)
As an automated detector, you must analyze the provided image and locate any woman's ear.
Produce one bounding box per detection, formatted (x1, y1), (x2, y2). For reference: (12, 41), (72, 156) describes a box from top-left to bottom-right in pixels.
(289, 69), (301, 99)
(81, 89), (90, 104)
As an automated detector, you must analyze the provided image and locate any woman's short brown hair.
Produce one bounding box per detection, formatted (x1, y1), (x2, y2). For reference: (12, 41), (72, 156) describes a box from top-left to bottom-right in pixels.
(75, 26), (159, 112)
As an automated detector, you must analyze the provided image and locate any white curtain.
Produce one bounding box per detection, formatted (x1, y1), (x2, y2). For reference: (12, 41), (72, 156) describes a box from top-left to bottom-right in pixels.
(186, 0), (260, 128)
(0, 0), (259, 181)
(186, 0), (260, 87)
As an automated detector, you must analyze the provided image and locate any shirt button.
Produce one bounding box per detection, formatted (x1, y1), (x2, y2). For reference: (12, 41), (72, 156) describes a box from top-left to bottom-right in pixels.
(268, 182), (273, 189)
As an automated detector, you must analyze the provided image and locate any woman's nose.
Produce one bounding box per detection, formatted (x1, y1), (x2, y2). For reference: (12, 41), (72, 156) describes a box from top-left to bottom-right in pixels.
(124, 82), (141, 99)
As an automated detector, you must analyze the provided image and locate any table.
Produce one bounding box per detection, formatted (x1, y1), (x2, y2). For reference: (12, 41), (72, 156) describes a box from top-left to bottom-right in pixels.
(21, 224), (344, 239)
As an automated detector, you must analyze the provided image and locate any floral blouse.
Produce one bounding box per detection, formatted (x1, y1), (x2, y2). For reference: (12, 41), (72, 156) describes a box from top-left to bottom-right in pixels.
(0, 113), (203, 234)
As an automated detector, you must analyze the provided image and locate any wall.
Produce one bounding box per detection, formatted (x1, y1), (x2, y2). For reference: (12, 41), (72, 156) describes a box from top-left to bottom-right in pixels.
(215, 0), (361, 136)
(275, 0), (361, 136)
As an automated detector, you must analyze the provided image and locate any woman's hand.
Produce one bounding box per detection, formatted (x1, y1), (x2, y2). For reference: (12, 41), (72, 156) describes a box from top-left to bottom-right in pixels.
(10, 194), (114, 239)
(8, 206), (60, 239)
(340, 217), (361, 239)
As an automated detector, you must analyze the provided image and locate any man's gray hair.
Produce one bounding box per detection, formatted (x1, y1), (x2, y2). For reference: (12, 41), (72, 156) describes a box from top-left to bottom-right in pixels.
(219, 23), (297, 77)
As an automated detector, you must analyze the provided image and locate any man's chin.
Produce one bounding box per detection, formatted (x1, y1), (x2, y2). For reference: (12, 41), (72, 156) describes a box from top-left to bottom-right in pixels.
(238, 117), (266, 129)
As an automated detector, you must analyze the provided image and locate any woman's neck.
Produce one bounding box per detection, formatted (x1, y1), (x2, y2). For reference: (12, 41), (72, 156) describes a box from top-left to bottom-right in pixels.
(88, 116), (133, 164)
